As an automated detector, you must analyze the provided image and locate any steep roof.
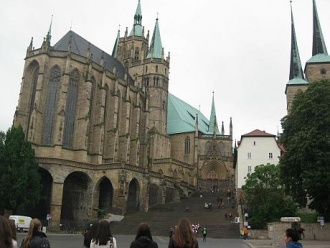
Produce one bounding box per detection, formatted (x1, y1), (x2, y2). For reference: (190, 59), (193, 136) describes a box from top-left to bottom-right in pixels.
(147, 18), (163, 59)
(241, 129), (276, 138)
(130, 0), (143, 36)
(289, 3), (305, 81)
(208, 93), (220, 135)
(53, 30), (131, 82)
(167, 93), (210, 135)
(307, 0), (330, 63)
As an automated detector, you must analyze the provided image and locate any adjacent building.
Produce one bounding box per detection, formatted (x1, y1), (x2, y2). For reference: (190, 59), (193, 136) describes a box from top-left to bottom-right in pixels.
(235, 129), (281, 190)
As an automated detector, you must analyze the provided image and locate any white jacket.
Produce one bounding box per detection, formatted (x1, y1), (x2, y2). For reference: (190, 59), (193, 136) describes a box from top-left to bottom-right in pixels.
(90, 237), (117, 248)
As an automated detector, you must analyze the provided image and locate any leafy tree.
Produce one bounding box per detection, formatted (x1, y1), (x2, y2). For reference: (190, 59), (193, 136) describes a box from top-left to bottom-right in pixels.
(280, 80), (330, 217)
(0, 126), (41, 213)
(242, 164), (298, 229)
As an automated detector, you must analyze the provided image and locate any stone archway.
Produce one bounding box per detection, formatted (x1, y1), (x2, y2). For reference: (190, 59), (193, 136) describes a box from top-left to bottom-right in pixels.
(200, 161), (230, 191)
(97, 177), (114, 218)
(29, 168), (53, 220)
(61, 171), (91, 225)
(148, 184), (160, 207)
(126, 178), (140, 213)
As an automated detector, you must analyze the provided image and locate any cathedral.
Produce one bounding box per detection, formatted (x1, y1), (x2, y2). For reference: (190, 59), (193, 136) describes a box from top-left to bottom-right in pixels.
(13, 1), (234, 228)
(286, 0), (330, 112)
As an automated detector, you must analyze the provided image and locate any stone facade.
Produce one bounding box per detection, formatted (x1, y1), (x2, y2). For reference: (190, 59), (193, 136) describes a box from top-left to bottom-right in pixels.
(12, 2), (234, 228)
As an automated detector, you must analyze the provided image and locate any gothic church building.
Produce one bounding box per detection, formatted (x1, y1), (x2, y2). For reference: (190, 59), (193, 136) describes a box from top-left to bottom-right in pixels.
(286, 0), (330, 112)
(13, 1), (234, 227)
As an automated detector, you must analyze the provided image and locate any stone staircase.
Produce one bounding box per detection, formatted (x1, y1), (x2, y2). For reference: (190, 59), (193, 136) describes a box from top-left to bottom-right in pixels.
(110, 191), (240, 239)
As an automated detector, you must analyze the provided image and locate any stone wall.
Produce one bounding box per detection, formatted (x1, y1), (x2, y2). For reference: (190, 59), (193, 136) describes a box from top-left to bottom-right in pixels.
(249, 222), (329, 241)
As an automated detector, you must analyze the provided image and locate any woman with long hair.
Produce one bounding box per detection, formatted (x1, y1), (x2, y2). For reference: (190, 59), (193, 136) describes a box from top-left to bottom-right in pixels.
(0, 216), (14, 248)
(90, 220), (117, 248)
(20, 218), (50, 248)
(129, 223), (158, 248)
(84, 222), (99, 248)
(8, 219), (17, 248)
(168, 218), (198, 248)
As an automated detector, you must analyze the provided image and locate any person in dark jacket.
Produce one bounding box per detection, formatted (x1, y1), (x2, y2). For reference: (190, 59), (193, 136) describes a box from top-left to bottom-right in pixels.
(130, 223), (158, 248)
(20, 218), (50, 248)
(283, 228), (303, 248)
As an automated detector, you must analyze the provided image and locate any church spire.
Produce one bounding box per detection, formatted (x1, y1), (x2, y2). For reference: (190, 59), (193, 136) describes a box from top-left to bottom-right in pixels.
(289, 1), (304, 80)
(208, 92), (219, 135)
(312, 0), (328, 56)
(147, 18), (163, 59)
(46, 15), (53, 44)
(130, 0), (143, 36)
(112, 29), (120, 58)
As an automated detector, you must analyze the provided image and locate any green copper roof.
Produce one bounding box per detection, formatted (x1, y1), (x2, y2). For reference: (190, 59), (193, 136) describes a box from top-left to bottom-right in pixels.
(167, 93), (210, 135)
(112, 30), (120, 58)
(147, 18), (163, 59)
(130, 0), (143, 36)
(312, 0), (328, 56)
(289, 3), (304, 80)
(208, 93), (220, 134)
(307, 53), (330, 63)
(287, 78), (309, 85)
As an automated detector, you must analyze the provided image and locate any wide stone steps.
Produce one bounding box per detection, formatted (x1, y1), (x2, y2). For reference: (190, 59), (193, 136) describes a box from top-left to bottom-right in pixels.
(110, 191), (239, 239)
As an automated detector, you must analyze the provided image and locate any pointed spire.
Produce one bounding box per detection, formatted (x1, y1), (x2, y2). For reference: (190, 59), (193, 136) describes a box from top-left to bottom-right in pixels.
(112, 29), (120, 58)
(229, 117), (233, 138)
(46, 15), (53, 44)
(130, 0), (143, 36)
(312, 0), (328, 56)
(208, 92), (220, 135)
(289, 2), (304, 80)
(147, 18), (163, 59)
(221, 121), (225, 135)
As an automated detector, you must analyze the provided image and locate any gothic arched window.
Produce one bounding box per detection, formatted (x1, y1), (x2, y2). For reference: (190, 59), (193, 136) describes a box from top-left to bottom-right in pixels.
(42, 66), (61, 145)
(63, 69), (79, 148)
(184, 136), (190, 155)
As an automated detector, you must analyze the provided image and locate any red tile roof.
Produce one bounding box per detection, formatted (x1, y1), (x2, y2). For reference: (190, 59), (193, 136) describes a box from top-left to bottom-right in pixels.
(241, 129), (275, 137)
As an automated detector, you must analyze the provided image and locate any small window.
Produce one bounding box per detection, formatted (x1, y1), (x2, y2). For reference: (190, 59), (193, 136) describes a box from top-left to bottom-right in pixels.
(253, 141), (256, 146)
(269, 153), (273, 159)
(145, 66), (148, 73)
(156, 65), (158, 72)
(248, 166), (252, 173)
(320, 68), (327, 75)
(248, 152), (251, 159)
(184, 137), (190, 155)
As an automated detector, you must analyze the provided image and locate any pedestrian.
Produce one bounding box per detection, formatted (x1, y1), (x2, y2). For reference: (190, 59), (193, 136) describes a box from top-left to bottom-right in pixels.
(20, 218), (50, 248)
(243, 226), (248, 240)
(283, 228), (303, 248)
(0, 216), (14, 248)
(90, 220), (117, 248)
(169, 227), (174, 239)
(129, 223), (158, 248)
(8, 219), (17, 248)
(202, 227), (207, 242)
(84, 221), (99, 248)
(168, 218), (199, 248)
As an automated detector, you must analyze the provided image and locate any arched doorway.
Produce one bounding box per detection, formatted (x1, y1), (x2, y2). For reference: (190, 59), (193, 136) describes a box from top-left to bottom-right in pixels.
(97, 177), (113, 218)
(148, 184), (160, 207)
(28, 168), (53, 221)
(126, 178), (140, 213)
(61, 171), (91, 225)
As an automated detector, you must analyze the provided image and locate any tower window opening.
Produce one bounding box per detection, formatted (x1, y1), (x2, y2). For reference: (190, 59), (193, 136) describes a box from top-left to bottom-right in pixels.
(156, 65), (158, 72)
(320, 68), (327, 75)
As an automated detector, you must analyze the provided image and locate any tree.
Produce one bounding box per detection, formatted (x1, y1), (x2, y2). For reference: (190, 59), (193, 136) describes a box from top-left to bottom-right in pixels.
(0, 126), (41, 213)
(242, 164), (297, 229)
(280, 80), (330, 217)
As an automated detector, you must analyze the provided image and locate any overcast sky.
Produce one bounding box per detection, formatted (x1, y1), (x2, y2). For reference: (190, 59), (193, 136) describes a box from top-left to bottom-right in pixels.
(1, 0), (329, 142)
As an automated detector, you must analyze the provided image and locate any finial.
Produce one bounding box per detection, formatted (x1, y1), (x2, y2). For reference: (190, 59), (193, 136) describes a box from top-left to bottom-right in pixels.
(70, 19), (73, 31)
